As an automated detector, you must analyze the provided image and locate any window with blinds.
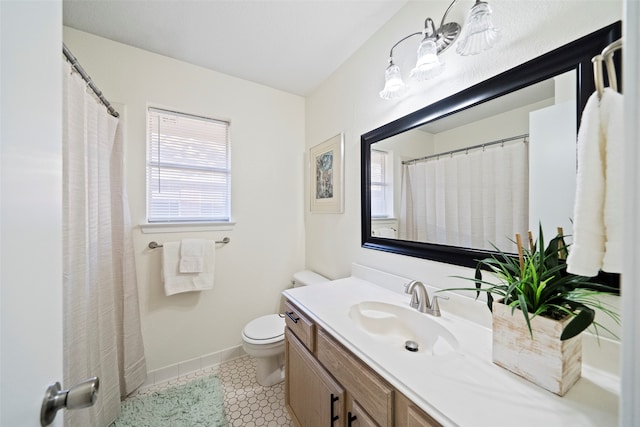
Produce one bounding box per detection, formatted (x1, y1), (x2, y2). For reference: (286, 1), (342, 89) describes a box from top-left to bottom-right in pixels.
(147, 107), (231, 223)
(370, 149), (392, 218)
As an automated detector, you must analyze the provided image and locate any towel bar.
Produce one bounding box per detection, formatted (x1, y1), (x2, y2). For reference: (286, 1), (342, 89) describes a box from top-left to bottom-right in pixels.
(148, 237), (230, 249)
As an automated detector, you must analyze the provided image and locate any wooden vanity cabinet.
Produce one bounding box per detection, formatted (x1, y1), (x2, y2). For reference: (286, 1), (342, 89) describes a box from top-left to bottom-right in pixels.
(346, 398), (378, 427)
(316, 328), (393, 427)
(284, 299), (443, 427)
(285, 328), (344, 427)
(394, 391), (442, 427)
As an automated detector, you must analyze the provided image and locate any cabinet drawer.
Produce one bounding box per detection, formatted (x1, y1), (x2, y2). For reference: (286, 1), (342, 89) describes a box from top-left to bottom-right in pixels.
(284, 300), (315, 352)
(317, 328), (393, 427)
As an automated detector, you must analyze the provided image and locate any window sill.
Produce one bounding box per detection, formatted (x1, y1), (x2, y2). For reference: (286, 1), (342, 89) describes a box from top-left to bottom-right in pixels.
(139, 222), (236, 234)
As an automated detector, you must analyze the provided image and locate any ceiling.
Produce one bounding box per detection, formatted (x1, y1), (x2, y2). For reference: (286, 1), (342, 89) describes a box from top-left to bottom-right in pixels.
(63, 0), (408, 96)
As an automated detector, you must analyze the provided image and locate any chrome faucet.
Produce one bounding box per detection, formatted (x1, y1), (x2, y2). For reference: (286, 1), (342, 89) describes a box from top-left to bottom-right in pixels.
(404, 280), (447, 316)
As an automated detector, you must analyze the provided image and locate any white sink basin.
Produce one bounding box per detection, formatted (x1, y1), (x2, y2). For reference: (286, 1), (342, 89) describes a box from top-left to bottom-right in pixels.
(348, 301), (459, 356)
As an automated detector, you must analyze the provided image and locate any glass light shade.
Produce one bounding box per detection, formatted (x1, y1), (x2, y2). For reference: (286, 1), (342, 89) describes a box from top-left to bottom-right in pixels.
(379, 63), (408, 100)
(456, 1), (500, 56)
(409, 38), (444, 81)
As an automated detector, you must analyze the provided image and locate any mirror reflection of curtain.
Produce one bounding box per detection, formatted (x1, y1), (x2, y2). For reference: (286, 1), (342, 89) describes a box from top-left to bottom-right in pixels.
(63, 60), (147, 426)
(400, 142), (529, 252)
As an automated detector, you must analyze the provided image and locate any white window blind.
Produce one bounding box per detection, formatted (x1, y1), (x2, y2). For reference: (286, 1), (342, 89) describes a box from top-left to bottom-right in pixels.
(371, 149), (392, 218)
(147, 107), (231, 222)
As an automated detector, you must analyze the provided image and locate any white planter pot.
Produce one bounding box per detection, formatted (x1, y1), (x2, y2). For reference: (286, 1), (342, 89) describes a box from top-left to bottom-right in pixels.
(492, 301), (582, 396)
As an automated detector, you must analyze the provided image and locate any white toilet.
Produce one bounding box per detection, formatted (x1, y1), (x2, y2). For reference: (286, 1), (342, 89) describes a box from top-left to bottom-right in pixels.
(241, 270), (328, 386)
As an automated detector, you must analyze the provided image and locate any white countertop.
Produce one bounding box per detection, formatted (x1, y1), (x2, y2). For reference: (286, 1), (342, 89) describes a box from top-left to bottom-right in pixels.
(283, 277), (619, 427)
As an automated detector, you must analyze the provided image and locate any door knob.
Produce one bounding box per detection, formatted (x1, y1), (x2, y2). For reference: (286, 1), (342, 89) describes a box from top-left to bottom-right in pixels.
(40, 377), (99, 426)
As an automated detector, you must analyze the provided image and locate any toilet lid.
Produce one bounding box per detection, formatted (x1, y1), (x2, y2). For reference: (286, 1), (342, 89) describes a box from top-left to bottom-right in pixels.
(243, 314), (285, 341)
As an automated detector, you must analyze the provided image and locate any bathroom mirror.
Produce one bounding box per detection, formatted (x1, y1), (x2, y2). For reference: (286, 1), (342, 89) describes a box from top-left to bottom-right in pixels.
(361, 22), (621, 271)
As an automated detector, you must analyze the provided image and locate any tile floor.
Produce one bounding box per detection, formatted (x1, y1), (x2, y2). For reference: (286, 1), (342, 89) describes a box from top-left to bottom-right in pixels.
(130, 355), (294, 427)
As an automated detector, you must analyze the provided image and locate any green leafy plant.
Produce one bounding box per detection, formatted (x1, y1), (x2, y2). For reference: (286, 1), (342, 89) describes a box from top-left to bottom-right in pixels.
(443, 224), (619, 340)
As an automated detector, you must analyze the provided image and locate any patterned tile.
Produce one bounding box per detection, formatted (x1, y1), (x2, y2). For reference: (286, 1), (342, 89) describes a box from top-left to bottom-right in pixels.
(127, 355), (293, 426)
(218, 356), (293, 427)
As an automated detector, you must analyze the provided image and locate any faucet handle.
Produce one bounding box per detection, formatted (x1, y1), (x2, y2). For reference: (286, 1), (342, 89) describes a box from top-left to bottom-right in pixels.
(429, 295), (448, 316)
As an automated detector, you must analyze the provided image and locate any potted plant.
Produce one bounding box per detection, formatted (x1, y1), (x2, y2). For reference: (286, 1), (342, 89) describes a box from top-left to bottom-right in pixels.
(442, 224), (619, 396)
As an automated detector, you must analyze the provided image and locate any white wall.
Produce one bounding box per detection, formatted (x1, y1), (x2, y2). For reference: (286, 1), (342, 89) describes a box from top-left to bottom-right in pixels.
(63, 28), (306, 371)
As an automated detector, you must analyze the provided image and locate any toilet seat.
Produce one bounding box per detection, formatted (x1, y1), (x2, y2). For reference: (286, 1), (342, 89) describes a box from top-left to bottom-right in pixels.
(242, 314), (285, 345)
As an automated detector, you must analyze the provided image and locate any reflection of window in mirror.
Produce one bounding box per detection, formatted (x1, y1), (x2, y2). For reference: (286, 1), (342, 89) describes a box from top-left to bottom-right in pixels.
(370, 149), (398, 238)
(370, 149), (393, 218)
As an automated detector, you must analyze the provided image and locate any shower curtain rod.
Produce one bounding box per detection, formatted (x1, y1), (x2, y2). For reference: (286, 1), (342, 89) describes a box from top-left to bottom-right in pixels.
(402, 133), (529, 165)
(63, 43), (119, 118)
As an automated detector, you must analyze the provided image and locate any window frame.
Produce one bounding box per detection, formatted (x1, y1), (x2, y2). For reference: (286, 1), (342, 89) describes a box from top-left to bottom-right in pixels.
(370, 148), (394, 219)
(145, 106), (232, 226)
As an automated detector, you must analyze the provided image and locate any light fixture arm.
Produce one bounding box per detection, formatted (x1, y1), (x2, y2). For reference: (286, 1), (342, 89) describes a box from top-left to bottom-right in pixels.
(388, 31), (423, 64)
(438, 0), (460, 34)
(387, 0), (462, 62)
(388, 15), (440, 63)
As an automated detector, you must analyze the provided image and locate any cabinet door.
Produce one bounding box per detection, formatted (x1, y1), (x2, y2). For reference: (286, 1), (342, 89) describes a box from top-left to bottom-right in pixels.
(317, 329), (393, 427)
(395, 391), (442, 427)
(347, 399), (379, 427)
(285, 328), (345, 427)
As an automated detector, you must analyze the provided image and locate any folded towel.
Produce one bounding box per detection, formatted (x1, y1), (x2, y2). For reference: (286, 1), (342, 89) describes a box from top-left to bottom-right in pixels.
(179, 238), (206, 273)
(162, 240), (216, 296)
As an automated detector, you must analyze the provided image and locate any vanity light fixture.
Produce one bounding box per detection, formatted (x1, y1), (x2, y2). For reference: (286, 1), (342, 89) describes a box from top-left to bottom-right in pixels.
(379, 0), (500, 100)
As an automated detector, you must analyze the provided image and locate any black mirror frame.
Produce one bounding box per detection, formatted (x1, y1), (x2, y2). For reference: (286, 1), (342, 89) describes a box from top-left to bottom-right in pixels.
(361, 22), (621, 276)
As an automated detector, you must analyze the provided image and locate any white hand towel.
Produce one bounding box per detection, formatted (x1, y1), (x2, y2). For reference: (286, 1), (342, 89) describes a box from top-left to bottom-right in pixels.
(162, 240), (215, 296)
(567, 92), (606, 277)
(179, 238), (206, 273)
(600, 88), (624, 273)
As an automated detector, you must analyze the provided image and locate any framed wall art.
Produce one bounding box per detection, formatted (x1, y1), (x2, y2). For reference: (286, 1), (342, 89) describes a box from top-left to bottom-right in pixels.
(310, 133), (344, 213)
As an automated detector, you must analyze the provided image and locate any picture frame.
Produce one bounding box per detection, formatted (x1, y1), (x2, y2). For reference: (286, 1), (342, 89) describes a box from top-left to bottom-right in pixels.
(310, 133), (344, 213)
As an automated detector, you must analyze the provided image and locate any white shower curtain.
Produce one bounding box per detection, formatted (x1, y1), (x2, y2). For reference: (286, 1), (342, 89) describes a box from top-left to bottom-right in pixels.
(400, 141), (529, 252)
(62, 60), (146, 426)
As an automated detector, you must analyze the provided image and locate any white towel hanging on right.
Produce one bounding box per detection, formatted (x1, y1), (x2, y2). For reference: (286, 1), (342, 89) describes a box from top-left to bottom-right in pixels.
(567, 88), (624, 277)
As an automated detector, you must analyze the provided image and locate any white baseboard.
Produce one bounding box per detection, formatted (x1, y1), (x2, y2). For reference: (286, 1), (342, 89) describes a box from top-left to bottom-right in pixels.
(139, 345), (247, 391)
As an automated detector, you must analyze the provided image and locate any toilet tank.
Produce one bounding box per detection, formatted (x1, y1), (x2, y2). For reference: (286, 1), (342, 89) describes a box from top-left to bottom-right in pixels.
(292, 270), (328, 287)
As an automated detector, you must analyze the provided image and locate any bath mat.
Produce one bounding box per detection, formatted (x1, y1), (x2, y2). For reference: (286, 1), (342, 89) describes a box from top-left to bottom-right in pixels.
(111, 375), (228, 427)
